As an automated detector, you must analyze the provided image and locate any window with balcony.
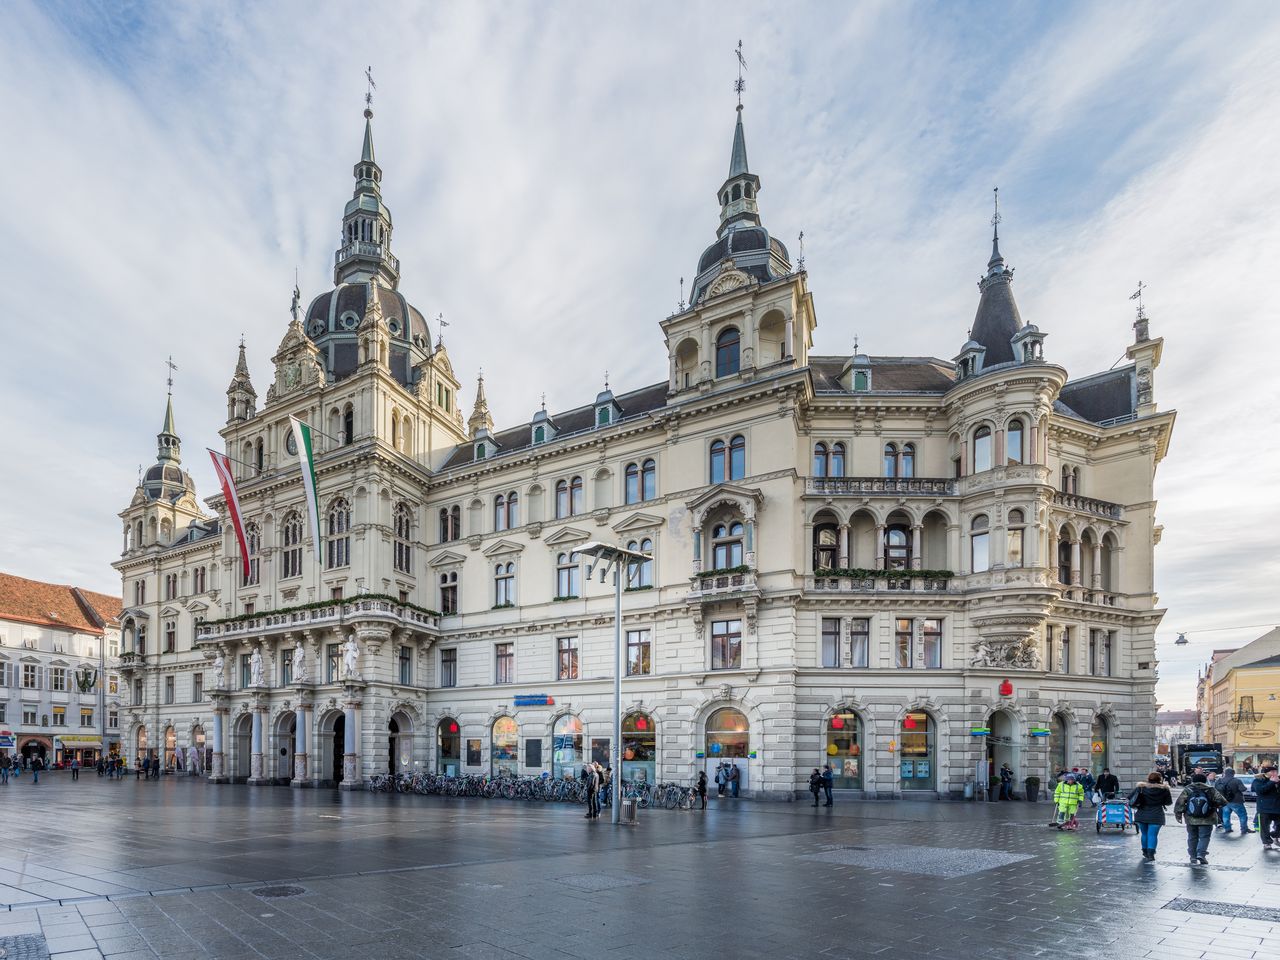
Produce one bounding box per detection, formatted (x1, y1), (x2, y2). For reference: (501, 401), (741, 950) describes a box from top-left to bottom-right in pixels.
(1007, 419), (1024, 464)
(244, 522), (261, 585)
(711, 521), (744, 570)
(626, 629), (651, 676)
(393, 502), (413, 574)
(440, 648), (457, 687)
(495, 642), (515, 684)
(884, 525), (911, 571)
(280, 649), (293, 686)
(973, 426), (993, 473)
(883, 443), (897, 478)
(326, 644), (339, 684)
(556, 637), (579, 680)
(814, 523), (839, 571)
(1006, 509), (1025, 567)
(711, 619), (742, 670)
(439, 571), (458, 615)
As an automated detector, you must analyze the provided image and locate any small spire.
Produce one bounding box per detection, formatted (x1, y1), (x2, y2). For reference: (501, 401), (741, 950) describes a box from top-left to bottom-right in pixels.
(988, 186), (1004, 272)
(728, 102), (750, 178)
(540, 392), (547, 412)
(853, 333), (860, 355)
(604, 369), (610, 391)
(165, 355), (178, 397)
(797, 230), (806, 271)
(362, 66), (377, 161)
(435, 313), (448, 350)
(468, 369), (493, 439)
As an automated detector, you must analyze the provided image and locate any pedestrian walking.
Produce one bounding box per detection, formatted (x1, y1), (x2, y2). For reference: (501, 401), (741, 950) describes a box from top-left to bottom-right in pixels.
(696, 770), (708, 810)
(1096, 768), (1120, 800)
(808, 768), (822, 807)
(1079, 768), (1097, 807)
(999, 763), (1014, 800)
(1216, 769), (1251, 834)
(1252, 764), (1280, 851)
(821, 764), (834, 807)
(715, 762), (727, 797)
(31, 756), (42, 784)
(1174, 773), (1227, 865)
(1128, 772), (1173, 861)
(96, 757), (104, 777)
(0, 754), (9, 784)
(728, 762), (740, 798)
(70, 757), (80, 781)
(1052, 774), (1084, 829)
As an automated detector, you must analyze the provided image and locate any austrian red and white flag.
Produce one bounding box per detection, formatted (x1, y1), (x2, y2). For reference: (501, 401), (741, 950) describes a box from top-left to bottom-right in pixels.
(208, 449), (250, 581)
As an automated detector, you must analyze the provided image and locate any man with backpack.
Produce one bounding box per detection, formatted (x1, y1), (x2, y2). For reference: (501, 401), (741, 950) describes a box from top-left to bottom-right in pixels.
(1175, 773), (1227, 864)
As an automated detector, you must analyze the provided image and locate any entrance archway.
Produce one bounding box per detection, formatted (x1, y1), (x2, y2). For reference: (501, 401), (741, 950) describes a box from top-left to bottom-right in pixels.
(331, 714), (346, 784)
(164, 726), (177, 772)
(552, 715), (583, 780)
(899, 711), (935, 791)
(274, 712), (296, 783)
(1048, 713), (1069, 779)
(232, 714), (252, 781)
(986, 710), (1017, 796)
(825, 711), (863, 789)
(1090, 716), (1110, 778)
(704, 707), (749, 792)
(437, 718), (460, 775)
(491, 717), (518, 778)
(134, 727), (148, 765)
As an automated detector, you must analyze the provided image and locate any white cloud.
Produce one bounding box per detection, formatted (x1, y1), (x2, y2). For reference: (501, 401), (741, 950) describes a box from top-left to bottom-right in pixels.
(1, 1), (1277, 709)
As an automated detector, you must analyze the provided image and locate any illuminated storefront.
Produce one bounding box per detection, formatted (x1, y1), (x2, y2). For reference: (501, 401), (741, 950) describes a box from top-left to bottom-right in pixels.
(621, 712), (656, 784)
(491, 716), (518, 778)
(552, 715), (583, 779)
(437, 718), (460, 775)
(899, 712), (934, 790)
(825, 711), (862, 788)
(1090, 716), (1109, 778)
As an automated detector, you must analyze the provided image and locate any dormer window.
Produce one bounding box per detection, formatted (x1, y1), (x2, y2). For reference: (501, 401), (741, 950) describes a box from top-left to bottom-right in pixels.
(533, 425), (546, 444)
(854, 370), (869, 390)
(476, 442), (487, 460)
(597, 407), (611, 426)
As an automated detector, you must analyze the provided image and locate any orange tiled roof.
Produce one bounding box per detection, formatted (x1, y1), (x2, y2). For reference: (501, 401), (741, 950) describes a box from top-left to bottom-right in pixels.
(75, 588), (123, 627)
(0, 572), (121, 634)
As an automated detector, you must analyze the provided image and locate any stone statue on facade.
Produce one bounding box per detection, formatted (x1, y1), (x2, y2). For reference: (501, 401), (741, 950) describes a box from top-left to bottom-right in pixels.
(292, 644), (309, 683)
(212, 652), (226, 689)
(342, 635), (361, 680)
(250, 647), (264, 687)
(970, 636), (1043, 670)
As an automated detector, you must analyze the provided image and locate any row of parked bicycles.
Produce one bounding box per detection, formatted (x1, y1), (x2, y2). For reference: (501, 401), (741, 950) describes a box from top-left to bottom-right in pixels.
(366, 770), (699, 809)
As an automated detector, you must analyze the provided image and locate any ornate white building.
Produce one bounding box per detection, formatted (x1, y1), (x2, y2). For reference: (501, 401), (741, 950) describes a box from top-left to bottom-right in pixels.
(113, 97), (1175, 798)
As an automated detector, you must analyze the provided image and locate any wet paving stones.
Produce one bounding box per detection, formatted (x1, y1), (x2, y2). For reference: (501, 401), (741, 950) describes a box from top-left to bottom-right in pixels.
(0, 776), (1277, 958)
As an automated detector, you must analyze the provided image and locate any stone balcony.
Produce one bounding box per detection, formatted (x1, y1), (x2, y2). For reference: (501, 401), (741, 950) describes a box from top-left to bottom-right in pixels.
(1051, 491), (1124, 520)
(805, 575), (957, 595)
(196, 597), (439, 644)
(688, 570), (759, 601)
(805, 477), (957, 497)
(334, 240), (399, 274)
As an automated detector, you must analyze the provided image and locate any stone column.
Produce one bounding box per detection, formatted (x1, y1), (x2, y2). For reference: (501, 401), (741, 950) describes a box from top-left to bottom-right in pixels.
(340, 694), (361, 790)
(1091, 542), (1103, 590)
(783, 317), (794, 359)
(803, 521), (814, 574)
(947, 523), (960, 573)
(692, 529), (702, 575)
(910, 524), (923, 570)
(210, 703), (228, 783)
(837, 523), (850, 567)
(1029, 423), (1039, 464)
(995, 430), (1005, 466)
(874, 524), (886, 570)
(293, 700), (310, 787)
(745, 518), (756, 569)
(248, 704), (268, 785)
(1070, 539), (1082, 586)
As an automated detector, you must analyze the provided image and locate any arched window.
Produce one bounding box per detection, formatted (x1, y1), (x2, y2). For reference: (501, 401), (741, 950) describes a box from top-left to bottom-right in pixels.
(193, 566), (206, 594)
(731, 183), (741, 201)
(1071, 467), (1080, 494)
(744, 183), (754, 199)
(254, 438), (264, 474)
(1007, 419), (1024, 465)
(711, 521), (744, 570)
(973, 426), (993, 473)
(134, 520), (143, 548)
(1058, 539), (1073, 585)
(900, 712), (935, 789)
(626, 538), (654, 588)
(505, 491), (518, 529)
(552, 715), (584, 779)
(884, 524), (911, 570)
(533, 424), (546, 444)
(901, 443), (915, 478)
(391, 413), (399, 451)
(570, 476), (583, 515)
(1090, 716), (1109, 777)
(813, 442), (828, 478)
(494, 563), (515, 606)
(439, 571), (458, 614)
(641, 458), (656, 500)
(622, 712), (656, 784)
(709, 440), (726, 484)
(326, 498), (351, 569)
(625, 462), (640, 504)
(883, 443), (898, 478)
(393, 502), (413, 574)
(555, 480), (569, 518)
(493, 494), (506, 532)
(705, 707), (749, 759)
(439, 508), (451, 542)
(1061, 465), (1071, 493)
(715, 328), (741, 378)
(555, 552), (580, 599)
(813, 523), (839, 571)
(280, 513), (302, 579)
(830, 442), (845, 478)
(826, 712), (863, 788)
(1006, 508), (1025, 568)
(450, 505), (461, 540)
(342, 405), (354, 445)
(491, 717), (518, 778)
(970, 515), (990, 573)
(729, 434), (746, 480)
(437, 718), (460, 775)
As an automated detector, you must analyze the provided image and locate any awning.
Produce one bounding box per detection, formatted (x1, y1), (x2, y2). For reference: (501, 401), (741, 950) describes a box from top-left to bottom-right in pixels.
(53, 735), (103, 747)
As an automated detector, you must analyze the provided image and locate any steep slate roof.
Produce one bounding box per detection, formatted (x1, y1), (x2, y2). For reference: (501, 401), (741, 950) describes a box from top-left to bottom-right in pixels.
(1212, 629), (1280, 678)
(1059, 367), (1136, 424)
(169, 519), (221, 548)
(811, 356), (956, 393)
(0, 572), (122, 634)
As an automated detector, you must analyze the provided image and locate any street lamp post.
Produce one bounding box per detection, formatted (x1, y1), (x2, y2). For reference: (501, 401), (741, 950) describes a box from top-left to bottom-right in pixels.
(578, 540), (651, 825)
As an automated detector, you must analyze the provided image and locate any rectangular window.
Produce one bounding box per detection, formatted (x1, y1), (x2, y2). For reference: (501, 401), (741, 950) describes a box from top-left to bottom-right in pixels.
(193, 673), (203, 702)
(1104, 630), (1115, 677)
(22, 664), (37, 688)
(1045, 625), (1055, 674)
(281, 649), (293, 686)
(80, 708), (93, 727)
(1061, 627), (1072, 675)
(711, 620), (742, 670)
(52, 706), (66, 726)
(850, 618), (870, 668)
(557, 637), (579, 681)
(398, 645), (412, 685)
(895, 618), (913, 668)
(109, 636), (119, 657)
(440, 648), (457, 688)
(1089, 629), (1099, 676)
(922, 619), (942, 669)
(326, 644), (340, 684)
(441, 575), (458, 615)
(240, 654), (252, 689)
(108, 710), (119, 729)
(1007, 527), (1024, 568)
(331, 586), (344, 601)
(51, 667), (67, 692)
(23, 706), (37, 725)
(133, 679), (143, 705)
(164, 675), (175, 704)
(821, 618), (841, 668)
(495, 643), (515, 684)
(0, 704), (5, 723)
(626, 629), (651, 676)
(243, 601), (255, 616)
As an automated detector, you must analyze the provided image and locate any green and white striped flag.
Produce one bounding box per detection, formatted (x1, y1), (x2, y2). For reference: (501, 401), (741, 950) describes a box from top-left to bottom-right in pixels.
(287, 415), (323, 562)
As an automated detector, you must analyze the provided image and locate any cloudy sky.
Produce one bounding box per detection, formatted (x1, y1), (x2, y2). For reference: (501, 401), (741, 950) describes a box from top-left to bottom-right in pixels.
(2, 2), (1277, 709)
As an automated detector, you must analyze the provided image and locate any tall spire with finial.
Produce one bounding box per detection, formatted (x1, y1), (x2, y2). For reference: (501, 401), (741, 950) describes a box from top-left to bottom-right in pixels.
(157, 356), (181, 463)
(968, 187), (1023, 366)
(717, 40), (761, 236)
(226, 336), (257, 422)
(468, 370), (494, 439)
(1130, 280), (1150, 343)
(334, 67), (399, 289)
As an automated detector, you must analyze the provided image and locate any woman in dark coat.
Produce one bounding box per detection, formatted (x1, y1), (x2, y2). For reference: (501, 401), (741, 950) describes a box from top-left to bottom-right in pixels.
(1129, 771), (1173, 861)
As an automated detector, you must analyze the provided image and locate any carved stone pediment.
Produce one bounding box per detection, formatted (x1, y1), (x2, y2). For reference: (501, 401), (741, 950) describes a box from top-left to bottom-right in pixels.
(706, 262), (751, 300)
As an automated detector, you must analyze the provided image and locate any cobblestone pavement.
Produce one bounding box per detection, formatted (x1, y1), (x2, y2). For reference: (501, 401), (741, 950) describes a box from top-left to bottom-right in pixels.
(0, 775), (1277, 959)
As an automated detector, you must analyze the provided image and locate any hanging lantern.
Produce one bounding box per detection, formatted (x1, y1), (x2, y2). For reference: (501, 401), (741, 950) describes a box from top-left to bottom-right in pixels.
(999, 678), (1013, 698)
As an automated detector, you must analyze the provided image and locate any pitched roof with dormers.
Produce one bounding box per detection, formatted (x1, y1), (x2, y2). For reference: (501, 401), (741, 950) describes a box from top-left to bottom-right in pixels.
(0, 572), (122, 634)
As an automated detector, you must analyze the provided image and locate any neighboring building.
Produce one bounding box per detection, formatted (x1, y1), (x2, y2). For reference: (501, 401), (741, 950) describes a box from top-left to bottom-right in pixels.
(1201, 630), (1280, 769)
(1196, 648), (1238, 748)
(0, 572), (122, 765)
(115, 95), (1175, 798)
(1154, 708), (1199, 758)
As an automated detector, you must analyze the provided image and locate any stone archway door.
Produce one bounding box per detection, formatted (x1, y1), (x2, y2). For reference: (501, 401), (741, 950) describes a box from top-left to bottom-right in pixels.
(986, 710), (1019, 797)
(274, 712), (296, 783)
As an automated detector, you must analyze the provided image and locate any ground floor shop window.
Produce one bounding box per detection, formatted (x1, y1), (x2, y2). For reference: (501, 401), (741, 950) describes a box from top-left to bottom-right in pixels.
(491, 717), (518, 778)
(899, 712), (934, 790)
(552, 715), (583, 779)
(826, 712), (862, 788)
(1090, 716), (1109, 778)
(437, 718), (460, 776)
(1048, 714), (1069, 778)
(164, 726), (176, 769)
(705, 707), (749, 759)
(622, 713), (655, 784)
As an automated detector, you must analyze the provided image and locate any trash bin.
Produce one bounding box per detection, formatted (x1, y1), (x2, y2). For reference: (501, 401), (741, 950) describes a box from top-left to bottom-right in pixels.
(620, 798), (638, 823)
(963, 781), (975, 800)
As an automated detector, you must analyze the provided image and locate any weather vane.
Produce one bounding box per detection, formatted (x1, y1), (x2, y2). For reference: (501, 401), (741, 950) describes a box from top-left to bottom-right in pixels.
(678, 276), (685, 310)
(1129, 280), (1148, 319)
(991, 187), (1001, 236)
(797, 230), (806, 271)
(540, 392), (547, 411)
(165, 355), (178, 396)
(734, 40), (747, 108)
(604, 369), (610, 391)
(853, 333), (860, 355)
(365, 66), (376, 114)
